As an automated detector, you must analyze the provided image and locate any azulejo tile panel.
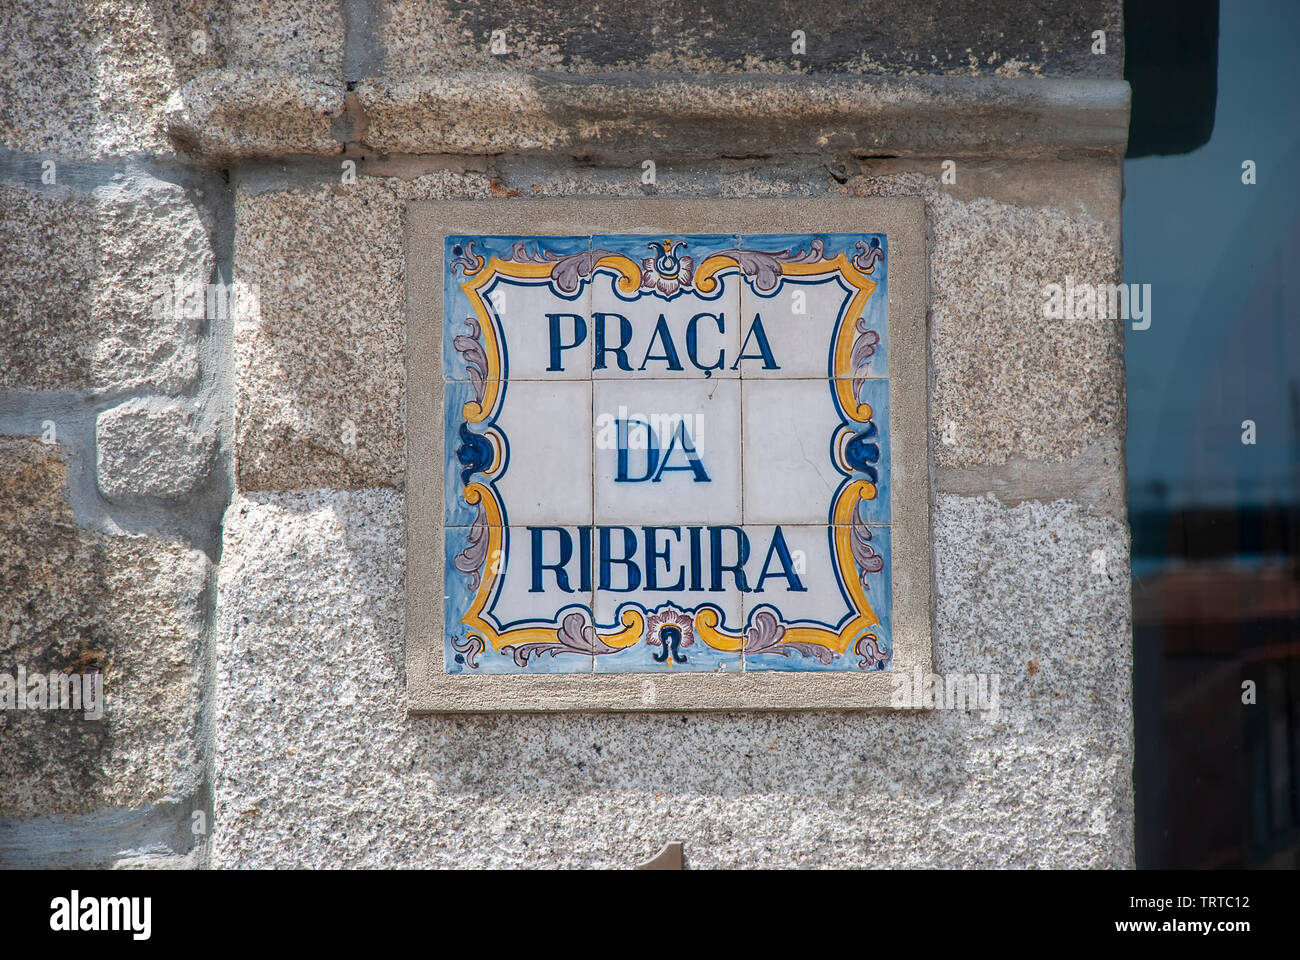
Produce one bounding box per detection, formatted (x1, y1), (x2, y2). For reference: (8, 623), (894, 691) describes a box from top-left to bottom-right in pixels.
(440, 227), (896, 677)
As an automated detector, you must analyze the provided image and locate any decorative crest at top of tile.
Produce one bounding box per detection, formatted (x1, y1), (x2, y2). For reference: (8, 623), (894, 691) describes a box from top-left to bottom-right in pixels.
(449, 235), (886, 300)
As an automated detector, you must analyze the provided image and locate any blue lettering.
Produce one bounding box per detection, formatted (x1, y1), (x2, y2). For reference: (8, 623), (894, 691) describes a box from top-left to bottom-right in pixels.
(644, 527), (685, 590)
(616, 418), (657, 482)
(639, 314), (684, 371)
(653, 421), (711, 482)
(686, 312), (725, 377)
(599, 527), (642, 591)
(709, 526), (751, 592)
(529, 527), (574, 592)
(753, 526), (806, 592)
(546, 313), (588, 372)
(732, 313), (780, 370)
(593, 312), (633, 370)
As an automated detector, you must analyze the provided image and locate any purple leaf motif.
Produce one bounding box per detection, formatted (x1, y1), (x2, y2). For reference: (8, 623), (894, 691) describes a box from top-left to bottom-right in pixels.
(507, 240), (559, 264)
(850, 504), (884, 591)
(503, 243), (615, 296)
(503, 612), (619, 667)
(451, 318), (488, 408)
(743, 609), (835, 664)
(850, 318), (881, 397)
(723, 239), (830, 294)
(452, 503), (490, 590)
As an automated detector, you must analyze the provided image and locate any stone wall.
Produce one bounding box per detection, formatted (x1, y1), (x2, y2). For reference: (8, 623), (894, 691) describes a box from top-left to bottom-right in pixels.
(0, 0), (1133, 867)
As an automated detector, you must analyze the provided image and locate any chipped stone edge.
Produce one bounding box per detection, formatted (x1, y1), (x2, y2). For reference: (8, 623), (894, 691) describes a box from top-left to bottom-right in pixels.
(167, 71), (1130, 162)
(165, 70), (347, 163)
(405, 196), (932, 712)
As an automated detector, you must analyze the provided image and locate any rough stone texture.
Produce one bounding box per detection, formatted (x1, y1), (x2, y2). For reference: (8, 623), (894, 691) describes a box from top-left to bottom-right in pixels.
(234, 161), (1122, 491)
(929, 193), (1123, 467)
(96, 397), (217, 504)
(0, 438), (208, 819)
(0, 0), (223, 159)
(381, 0), (1122, 77)
(233, 169), (493, 491)
(224, 1), (343, 77)
(213, 487), (1131, 868)
(165, 71), (346, 161)
(160, 4), (344, 162)
(354, 74), (1129, 162)
(0, 176), (215, 395)
(0, 0), (342, 162)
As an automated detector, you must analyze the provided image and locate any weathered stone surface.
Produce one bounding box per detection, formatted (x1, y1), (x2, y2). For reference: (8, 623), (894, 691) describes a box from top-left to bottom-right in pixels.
(0, 176), (215, 394)
(224, 1), (343, 77)
(96, 397), (217, 504)
(381, 0), (1122, 77)
(354, 74), (1129, 161)
(0, 0), (341, 161)
(936, 436), (1127, 520)
(0, 438), (209, 819)
(926, 191), (1123, 467)
(162, 2), (345, 161)
(0, 1), (1120, 162)
(0, 0), (223, 159)
(165, 71), (346, 161)
(213, 487), (1131, 868)
(233, 169), (493, 491)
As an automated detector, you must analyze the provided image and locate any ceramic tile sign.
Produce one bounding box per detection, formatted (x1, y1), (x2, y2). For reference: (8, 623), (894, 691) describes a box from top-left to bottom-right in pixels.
(407, 199), (931, 711)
